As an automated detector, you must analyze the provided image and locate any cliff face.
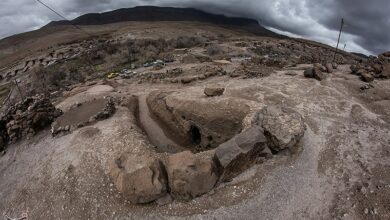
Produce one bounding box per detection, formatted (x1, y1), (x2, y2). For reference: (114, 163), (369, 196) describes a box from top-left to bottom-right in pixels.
(46, 6), (278, 37)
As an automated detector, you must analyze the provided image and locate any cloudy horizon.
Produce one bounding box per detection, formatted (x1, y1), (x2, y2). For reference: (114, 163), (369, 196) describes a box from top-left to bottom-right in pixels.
(1, 0), (389, 55)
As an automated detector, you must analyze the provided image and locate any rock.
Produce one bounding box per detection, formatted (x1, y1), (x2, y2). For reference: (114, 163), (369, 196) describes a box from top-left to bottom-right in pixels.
(256, 106), (306, 152)
(214, 126), (267, 181)
(350, 64), (361, 74)
(332, 63), (338, 69)
(285, 71), (297, 76)
(382, 51), (390, 57)
(180, 76), (197, 84)
(313, 64), (326, 81)
(165, 151), (219, 201)
(181, 54), (200, 64)
(360, 83), (374, 91)
(380, 63), (390, 78)
(229, 71), (242, 78)
(156, 194), (173, 206)
(325, 63), (333, 73)
(372, 64), (382, 74)
(204, 85), (225, 97)
(147, 91), (250, 151)
(110, 153), (168, 204)
(361, 72), (374, 82)
(304, 68), (314, 78)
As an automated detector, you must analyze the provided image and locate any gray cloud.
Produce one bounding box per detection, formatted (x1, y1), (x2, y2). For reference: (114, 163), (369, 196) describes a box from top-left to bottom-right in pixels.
(1, 0), (389, 55)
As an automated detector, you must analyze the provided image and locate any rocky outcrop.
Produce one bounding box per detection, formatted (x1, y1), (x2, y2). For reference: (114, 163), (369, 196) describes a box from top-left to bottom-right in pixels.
(110, 153), (168, 204)
(165, 151), (219, 201)
(256, 106), (305, 152)
(204, 85), (225, 97)
(109, 102), (306, 204)
(350, 53), (390, 81)
(0, 95), (62, 151)
(146, 91), (250, 151)
(214, 125), (268, 181)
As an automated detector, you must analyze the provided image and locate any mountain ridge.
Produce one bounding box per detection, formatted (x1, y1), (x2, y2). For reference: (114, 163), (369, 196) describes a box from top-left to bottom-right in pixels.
(45, 6), (279, 37)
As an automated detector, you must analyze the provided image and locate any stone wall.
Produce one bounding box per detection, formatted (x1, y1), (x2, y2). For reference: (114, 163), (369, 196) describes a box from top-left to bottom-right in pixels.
(0, 95), (62, 151)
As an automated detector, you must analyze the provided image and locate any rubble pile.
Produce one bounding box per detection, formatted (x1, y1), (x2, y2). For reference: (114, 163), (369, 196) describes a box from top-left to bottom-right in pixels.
(231, 61), (275, 78)
(0, 96), (62, 151)
(350, 51), (390, 82)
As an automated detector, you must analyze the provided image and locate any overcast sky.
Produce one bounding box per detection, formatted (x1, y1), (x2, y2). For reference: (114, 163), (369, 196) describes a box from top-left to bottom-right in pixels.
(1, 0), (389, 55)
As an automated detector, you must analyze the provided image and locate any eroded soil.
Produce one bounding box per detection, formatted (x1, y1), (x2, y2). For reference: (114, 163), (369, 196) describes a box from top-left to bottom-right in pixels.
(1, 63), (389, 219)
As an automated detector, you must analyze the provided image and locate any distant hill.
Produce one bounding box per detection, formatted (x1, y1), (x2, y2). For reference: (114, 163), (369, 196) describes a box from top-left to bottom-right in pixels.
(46, 6), (279, 37)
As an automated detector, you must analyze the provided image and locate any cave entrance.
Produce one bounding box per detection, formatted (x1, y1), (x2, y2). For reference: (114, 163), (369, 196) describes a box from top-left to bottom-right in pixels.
(190, 125), (201, 145)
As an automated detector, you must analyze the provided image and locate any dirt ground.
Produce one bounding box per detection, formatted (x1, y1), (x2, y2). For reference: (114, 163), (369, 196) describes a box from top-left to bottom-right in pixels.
(0, 61), (389, 219)
(0, 17), (388, 220)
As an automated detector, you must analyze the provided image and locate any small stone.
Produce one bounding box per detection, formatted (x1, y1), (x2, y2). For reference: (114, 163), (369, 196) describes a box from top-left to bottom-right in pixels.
(180, 76), (197, 84)
(204, 85), (225, 97)
(361, 72), (374, 82)
(156, 194), (173, 206)
(364, 208), (369, 214)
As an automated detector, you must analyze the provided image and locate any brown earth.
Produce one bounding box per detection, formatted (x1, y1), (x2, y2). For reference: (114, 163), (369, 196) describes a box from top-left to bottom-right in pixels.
(0, 19), (389, 220)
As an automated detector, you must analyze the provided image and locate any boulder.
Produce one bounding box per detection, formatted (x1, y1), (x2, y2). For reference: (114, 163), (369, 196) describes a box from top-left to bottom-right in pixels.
(382, 51), (390, 57)
(325, 63), (333, 73)
(214, 126), (267, 181)
(180, 76), (197, 84)
(372, 63), (382, 74)
(313, 63), (326, 81)
(165, 151), (219, 201)
(380, 63), (390, 79)
(257, 106), (305, 152)
(350, 64), (361, 74)
(110, 153), (168, 204)
(361, 72), (374, 82)
(303, 68), (314, 78)
(204, 85), (225, 97)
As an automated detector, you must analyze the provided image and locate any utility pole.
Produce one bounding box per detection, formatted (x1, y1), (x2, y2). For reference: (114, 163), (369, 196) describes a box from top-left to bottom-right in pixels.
(333, 18), (344, 63)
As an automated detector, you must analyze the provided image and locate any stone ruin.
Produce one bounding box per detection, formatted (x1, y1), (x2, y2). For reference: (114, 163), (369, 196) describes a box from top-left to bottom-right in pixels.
(110, 90), (306, 204)
(0, 96), (62, 152)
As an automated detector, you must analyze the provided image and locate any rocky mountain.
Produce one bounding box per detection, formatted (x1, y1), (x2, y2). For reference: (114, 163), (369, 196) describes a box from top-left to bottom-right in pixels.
(46, 6), (278, 37)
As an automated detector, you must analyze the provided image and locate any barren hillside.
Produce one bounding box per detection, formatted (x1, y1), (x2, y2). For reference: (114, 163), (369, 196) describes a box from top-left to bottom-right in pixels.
(0, 6), (389, 220)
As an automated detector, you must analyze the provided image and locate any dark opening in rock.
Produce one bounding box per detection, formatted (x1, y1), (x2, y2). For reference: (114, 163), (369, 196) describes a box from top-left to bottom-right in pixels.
(190, 125), (202, 145)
